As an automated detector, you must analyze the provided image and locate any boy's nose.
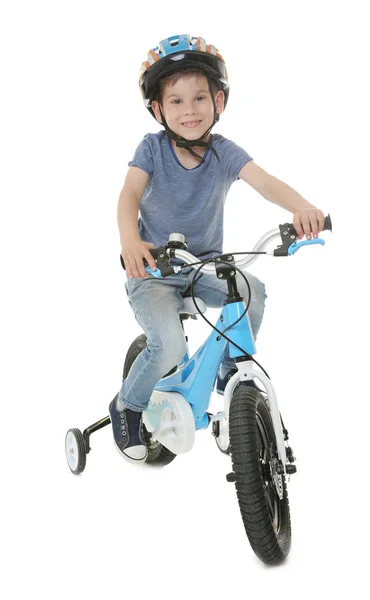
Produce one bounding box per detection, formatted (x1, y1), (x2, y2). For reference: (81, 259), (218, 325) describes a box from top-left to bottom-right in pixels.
(183, 101), (196, 115)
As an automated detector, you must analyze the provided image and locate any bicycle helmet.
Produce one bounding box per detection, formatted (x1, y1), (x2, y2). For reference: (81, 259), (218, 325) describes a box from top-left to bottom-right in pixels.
(139, 34), (230, 162)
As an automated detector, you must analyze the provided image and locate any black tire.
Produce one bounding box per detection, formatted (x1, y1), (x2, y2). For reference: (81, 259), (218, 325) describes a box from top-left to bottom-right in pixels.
(123, 334), (177, 467)
(229, 387), (291, 565)
(65, 428), (87, 474)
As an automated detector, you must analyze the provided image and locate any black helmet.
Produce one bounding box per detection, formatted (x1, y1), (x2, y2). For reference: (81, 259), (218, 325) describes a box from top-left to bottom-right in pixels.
(139, 34), (229, 119)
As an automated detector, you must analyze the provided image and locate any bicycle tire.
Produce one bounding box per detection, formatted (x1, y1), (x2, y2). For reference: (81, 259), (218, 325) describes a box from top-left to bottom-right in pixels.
(229, 387), (291, 564)
(65, 428), (87, 474)
(123, 334), (177, 467)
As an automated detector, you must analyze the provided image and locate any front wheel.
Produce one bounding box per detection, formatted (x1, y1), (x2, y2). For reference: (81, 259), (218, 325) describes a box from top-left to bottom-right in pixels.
(229, 387), (291, 565)
(123, 334), (177, 467)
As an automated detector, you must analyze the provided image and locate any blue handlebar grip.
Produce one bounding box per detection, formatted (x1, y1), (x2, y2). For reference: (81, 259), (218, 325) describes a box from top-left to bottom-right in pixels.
(288, 238), (325, 255)
(145, 266), (163, 278)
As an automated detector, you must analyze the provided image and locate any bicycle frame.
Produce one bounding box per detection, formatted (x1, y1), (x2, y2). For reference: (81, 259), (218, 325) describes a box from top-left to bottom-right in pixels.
(122, 220), (329, 466)
(147, 297), (288, 470)
(66, 215), (331, 479)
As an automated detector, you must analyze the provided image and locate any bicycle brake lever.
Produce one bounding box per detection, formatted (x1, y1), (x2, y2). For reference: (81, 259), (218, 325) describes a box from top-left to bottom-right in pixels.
(120, 246), (178, 277)
(287, 238), (325, 255)
(274, 220), (328, 256)
(145, 266), (163, 278)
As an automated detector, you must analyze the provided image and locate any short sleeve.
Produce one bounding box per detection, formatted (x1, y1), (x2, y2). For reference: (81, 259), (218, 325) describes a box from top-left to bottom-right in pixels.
(128, 134), (154, 178)
(214, 136), (253, 183)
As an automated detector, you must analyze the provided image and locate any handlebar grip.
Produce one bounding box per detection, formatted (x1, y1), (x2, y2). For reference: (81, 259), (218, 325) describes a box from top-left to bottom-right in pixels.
(291, 213), (332, 237)
(323, 214), (332, 232)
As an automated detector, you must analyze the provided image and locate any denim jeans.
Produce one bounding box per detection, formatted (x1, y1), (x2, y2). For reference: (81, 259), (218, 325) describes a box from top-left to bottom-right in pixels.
(119, 267), (267, 412)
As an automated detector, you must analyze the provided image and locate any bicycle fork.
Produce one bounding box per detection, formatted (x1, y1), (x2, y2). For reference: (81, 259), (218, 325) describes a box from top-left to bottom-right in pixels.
(223, 360), (296, 476)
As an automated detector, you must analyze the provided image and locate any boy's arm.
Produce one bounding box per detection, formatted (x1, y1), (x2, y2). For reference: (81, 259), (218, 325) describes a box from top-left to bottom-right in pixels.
(118, 166), (157, 278)
(118, 166), (149, 245)
(238, 161), (325, 240)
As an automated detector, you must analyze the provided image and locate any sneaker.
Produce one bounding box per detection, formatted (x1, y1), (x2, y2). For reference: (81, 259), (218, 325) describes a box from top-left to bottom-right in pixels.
(109, 395), (148, 463)
(216, 368), (265, 395)
(216, 368), (238, 394)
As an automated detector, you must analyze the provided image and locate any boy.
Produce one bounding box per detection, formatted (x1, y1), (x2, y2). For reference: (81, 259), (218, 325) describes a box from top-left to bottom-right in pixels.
(109, 34), (325, 463)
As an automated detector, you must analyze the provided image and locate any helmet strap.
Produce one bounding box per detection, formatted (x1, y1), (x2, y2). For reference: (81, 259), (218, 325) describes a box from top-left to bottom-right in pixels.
(158, 86), (220, 163)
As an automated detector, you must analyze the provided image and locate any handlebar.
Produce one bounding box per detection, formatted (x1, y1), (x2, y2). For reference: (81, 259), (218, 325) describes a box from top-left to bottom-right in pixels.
(120, 214), (332, 277)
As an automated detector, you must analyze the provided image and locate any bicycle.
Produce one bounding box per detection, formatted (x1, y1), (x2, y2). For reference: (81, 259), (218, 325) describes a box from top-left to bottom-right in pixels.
(65, 214), (332, 565)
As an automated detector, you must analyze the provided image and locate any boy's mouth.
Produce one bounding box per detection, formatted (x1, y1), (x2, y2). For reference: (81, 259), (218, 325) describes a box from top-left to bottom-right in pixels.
(181, 120), (202, 128)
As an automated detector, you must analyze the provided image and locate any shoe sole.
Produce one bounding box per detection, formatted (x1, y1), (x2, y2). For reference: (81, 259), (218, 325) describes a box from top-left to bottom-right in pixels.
(112, 439), (148, 464)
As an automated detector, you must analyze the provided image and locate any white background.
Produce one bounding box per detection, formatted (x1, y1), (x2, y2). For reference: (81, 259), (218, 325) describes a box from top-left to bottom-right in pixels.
(1, 1), (369, 598)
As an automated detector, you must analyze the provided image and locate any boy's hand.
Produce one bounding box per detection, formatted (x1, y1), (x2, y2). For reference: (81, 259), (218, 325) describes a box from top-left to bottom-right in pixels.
(293, 207), (326, 240)
(121, 240), (157, 279)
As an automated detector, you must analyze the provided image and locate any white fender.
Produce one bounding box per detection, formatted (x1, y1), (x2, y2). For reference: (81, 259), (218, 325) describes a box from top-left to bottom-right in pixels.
(222, 363), (287, 469)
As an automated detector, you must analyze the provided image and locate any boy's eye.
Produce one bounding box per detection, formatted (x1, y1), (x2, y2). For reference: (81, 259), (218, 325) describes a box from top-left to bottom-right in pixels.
(171, 96), (206, 104)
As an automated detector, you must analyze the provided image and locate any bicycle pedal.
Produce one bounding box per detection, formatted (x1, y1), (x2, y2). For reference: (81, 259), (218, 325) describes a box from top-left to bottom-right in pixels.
(286, 446), (296, 463)
(285, 465), (297, 475)
(226, 472), (236, 482)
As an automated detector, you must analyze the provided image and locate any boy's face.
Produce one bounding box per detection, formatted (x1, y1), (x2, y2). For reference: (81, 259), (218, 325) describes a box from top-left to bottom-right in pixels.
(151, 73), (224, 142)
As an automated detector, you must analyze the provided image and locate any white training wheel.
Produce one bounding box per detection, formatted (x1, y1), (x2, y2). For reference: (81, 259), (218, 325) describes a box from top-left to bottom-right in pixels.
(65, 428), (87, 474)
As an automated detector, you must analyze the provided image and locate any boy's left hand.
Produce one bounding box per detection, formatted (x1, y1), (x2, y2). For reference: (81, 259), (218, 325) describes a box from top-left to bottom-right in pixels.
(293, 207), (326, 240)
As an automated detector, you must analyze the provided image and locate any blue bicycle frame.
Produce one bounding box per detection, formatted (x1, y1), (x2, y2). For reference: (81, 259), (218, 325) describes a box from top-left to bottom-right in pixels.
(154, 300), (256, 431)
(138, 218), (331, 468)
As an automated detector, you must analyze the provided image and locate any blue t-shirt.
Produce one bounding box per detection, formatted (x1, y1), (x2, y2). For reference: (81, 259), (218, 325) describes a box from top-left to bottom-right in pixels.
(128, 131), (253, 260)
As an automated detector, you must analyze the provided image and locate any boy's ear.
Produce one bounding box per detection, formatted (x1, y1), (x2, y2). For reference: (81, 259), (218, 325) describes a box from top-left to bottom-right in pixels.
(215, 90), (225, 115)
(151, 100), (163, 124)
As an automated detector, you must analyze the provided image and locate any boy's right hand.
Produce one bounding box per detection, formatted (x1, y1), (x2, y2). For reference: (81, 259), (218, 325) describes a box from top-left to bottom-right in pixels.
(121, 240), (157, 279)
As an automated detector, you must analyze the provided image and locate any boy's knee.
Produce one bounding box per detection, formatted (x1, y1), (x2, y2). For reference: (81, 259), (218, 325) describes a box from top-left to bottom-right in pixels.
(254, 280), (267, 304)
(240, 274), (267, 306)
(147, 334), (187, 372)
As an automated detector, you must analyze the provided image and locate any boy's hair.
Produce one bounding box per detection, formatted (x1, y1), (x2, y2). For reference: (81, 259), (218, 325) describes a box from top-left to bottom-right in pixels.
(153, 68), (220, 106)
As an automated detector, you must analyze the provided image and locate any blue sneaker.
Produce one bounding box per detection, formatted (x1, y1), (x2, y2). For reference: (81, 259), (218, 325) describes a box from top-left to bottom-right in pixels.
(109, 395), (148, 463)
(216, 368), (238, 394)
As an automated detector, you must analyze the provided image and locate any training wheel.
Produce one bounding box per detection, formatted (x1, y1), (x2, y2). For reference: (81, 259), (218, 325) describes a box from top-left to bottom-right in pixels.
(65, 428), (87, 474)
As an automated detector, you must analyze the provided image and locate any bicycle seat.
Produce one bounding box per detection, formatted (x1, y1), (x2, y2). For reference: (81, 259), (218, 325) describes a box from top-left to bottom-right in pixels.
(180, 297), (207, 317)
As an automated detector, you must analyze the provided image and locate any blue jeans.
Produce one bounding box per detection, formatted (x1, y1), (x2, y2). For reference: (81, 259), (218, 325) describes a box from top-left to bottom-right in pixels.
(119, 267), (267, 411)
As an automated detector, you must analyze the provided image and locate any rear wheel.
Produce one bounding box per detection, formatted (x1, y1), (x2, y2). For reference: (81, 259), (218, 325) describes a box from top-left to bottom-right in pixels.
(123, 334), (177, 467)
(229, 387), (291, 565)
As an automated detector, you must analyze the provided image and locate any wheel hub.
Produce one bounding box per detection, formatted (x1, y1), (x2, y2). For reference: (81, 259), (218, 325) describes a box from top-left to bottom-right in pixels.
(269, 457), (284, 501)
